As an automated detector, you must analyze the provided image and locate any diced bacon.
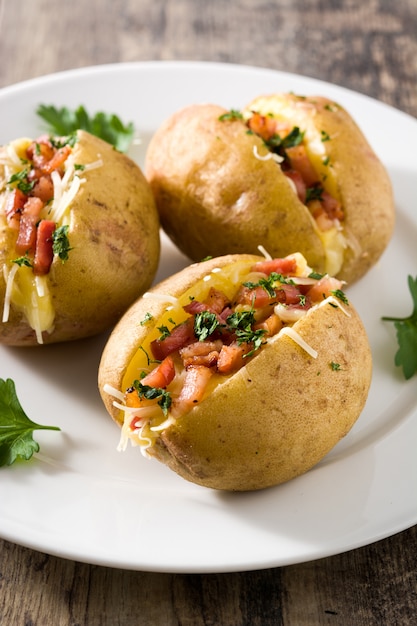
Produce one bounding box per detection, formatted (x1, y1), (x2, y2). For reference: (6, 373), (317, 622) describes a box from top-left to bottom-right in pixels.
(15, 196), (44, 255)
(320, 190), (344, 222)
(235, 285), (276, 309)
(276, 283), (307, 305)
(26, 138), (55, 168)
(141, 356), (176, 389)
(31, 175), (54, 203)
(151, 318), (195, 361)
(171, 365), (213, 417)
(247, 113), (290, 141)
(41, 145), (71, 175)
(5, 188), (27, 230)
(204, 287), (230, 314)
(307, 276), (344, 302)
(251, 256), (298, 276)
(217, 342), (249, 374)
(254, 313), (283, 337)
(180, 340), (222, 368)
(285, 144), (320, 187)
(33, 220), (56, 275)
(284, 169), (307, 203)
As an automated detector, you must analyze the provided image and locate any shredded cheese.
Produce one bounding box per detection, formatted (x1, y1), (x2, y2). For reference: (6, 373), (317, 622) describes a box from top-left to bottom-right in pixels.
(278, 326), (318, 359)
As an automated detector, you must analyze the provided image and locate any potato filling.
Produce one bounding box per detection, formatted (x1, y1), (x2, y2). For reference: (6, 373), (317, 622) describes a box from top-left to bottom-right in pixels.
(240, 101), (347, 276)
(107, 253), (348, 456)
(0, 134), (102, 342)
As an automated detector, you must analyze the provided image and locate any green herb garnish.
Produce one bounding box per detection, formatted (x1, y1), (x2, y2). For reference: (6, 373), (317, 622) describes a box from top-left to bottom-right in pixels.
(12, 255), (33, 268)
(0, 378), (60, 467)
(7, 168), (35, 194)
(36, 104), (135, 153)
(382, 275), (417, 380)
(194, 311), (220, 342)
(52, 225), (72, 262)
(226, 309), (267, 357)
(331, 289), (349, 305)
(131, 380), (172, 416)
(306, 186), (324, 203)
(218, 109), (243, 122)
(330, 362), (341, 371)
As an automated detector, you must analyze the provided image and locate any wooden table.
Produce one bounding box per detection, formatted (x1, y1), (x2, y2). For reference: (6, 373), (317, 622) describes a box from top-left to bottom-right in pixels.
(0, 1), (416, 624)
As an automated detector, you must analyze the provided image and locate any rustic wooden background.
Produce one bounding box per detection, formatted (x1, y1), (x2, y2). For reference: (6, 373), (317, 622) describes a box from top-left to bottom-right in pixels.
(0, 1), (416, 625)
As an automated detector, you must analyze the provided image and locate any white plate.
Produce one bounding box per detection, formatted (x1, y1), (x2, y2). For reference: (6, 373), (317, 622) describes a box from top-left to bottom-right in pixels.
(0, 61), (416, 574)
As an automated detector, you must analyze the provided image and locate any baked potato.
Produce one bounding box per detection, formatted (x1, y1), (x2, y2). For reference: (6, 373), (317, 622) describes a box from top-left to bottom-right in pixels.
(145, 94), (395, 284)
(98, 252), (372, 491)
(0, 130), (160, 345)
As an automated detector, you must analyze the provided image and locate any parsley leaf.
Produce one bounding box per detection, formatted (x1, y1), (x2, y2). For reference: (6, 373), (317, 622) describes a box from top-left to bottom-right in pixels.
(36, 104), (135, 153)
(382, 275), (417, 380)
(0, 378), (60, 467)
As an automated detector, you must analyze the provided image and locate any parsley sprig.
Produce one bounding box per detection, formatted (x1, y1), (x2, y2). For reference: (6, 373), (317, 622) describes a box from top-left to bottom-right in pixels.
(0, 378), (60, 467)
(36, 104), (135, 153)
(382, 275), (417, 380)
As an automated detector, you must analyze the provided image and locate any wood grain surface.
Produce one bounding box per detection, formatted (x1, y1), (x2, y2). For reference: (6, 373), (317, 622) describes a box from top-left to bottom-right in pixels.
(0, 1), (416, 625)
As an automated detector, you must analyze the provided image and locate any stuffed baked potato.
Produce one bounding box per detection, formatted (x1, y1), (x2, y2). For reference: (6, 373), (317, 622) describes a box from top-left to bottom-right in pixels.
(0, 130), (160, 345)
(98, 252), (372, 491)
(145, 94), (395, 284)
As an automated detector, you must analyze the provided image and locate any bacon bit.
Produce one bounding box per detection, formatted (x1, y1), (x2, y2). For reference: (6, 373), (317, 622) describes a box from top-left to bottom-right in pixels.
(235, 285), (276, 309)
(254, 313), (283, 337)
(217, 342), (249, 374)
(251, 256), (297, 276)
(247, 113), (290, 141)
(5, 188), (26, 230)
(277, 283), (307, 305)
(15, 196), (44, 255)
(180, 340), (222, 368)
(26, 138), (55, 168)
(151, 318), (195, 361)
(170, 365), (214, 418)
(141, 355), (176, 388)
(33, 220), (56, 275)
(307, 276), (344, 302)
(31, 175), (54, 203)
(284, 169), (306, 203)
(285, 144), (320, 187)
(204, 287), (230, 314)
(41, 145), (71, 175)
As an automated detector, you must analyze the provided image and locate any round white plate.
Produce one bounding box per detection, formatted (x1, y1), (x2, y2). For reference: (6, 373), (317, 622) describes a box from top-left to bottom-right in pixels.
(0, 61), (416, 574)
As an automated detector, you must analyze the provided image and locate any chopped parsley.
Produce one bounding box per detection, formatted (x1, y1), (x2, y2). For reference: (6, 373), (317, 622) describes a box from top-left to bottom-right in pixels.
(321, 130), (331, 142)
(331, 289), (349, 305)
(306, 186), (324, 203)
(52, 225), (72, 262)
(243, 272), (293, 297)
(194, 311), (220, 342)
(140, 312), (154, 326)
(131, 380), (172, 416)
(218, 109), (243, 122)
(7, 168), (34, 194)
(330, 361), (341, 371)
(12, 255), (33, 268)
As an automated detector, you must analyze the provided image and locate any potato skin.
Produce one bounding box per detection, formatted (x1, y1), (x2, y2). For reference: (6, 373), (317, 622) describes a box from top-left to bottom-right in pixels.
(98, 254), (372, 492)
(145, 96), (395, 284)
(0, 130), (160, 345)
